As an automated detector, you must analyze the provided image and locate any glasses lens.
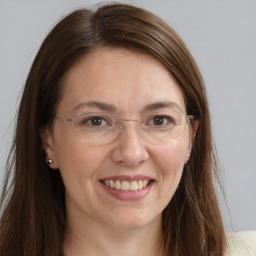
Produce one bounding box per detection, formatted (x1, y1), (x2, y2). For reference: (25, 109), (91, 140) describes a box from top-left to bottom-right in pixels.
(69, 112), (116, 144)
(68, 112), (190, 144)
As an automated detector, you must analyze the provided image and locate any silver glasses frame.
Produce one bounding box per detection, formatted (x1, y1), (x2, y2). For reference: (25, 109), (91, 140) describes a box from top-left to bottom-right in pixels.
(54, 112), (195, 144)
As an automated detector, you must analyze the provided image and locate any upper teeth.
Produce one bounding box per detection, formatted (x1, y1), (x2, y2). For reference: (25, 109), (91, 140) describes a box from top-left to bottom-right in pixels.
(103, 179), (150, 191)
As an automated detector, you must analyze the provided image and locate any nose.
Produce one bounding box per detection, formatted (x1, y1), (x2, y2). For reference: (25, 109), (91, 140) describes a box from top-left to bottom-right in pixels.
(111, 125), (149, 167)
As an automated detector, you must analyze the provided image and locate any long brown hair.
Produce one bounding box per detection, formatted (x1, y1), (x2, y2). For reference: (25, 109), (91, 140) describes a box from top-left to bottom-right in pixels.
(0, 3), (226, 256)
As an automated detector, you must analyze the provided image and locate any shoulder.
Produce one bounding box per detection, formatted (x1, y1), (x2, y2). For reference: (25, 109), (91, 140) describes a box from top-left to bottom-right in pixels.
(226, 231), (256, 256)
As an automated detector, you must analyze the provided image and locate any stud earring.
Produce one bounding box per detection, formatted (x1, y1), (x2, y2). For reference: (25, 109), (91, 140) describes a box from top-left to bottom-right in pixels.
(46, 159), (54, 165)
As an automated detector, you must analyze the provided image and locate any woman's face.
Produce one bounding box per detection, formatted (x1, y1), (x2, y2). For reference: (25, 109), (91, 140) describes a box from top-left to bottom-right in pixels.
(44, 47), (193, 231)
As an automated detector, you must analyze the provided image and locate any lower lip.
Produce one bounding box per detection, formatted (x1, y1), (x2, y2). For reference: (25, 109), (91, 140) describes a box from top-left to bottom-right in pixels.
(100, 182), (154, 201)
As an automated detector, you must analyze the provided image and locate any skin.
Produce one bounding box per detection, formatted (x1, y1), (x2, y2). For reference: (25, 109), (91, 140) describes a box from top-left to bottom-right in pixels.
(43, 47), (197, 256)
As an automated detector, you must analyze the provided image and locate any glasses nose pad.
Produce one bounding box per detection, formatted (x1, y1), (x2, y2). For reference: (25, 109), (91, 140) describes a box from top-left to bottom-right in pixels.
(115, 120), (143, 140)
(118, 119), (141, 131)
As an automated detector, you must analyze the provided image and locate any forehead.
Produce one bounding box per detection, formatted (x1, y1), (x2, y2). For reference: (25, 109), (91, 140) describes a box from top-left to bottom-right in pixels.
(58, 47), (185, 115)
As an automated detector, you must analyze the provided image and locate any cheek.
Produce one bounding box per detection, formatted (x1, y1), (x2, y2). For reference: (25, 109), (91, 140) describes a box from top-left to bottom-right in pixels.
(55, 142), (109, 204)
(155, 138), (188, 173)
(152, 139), (188, 195)
(53, 128), (109, 182)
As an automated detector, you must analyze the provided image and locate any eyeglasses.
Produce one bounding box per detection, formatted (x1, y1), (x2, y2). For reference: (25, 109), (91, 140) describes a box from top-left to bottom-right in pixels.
(55, 112), (194, 145)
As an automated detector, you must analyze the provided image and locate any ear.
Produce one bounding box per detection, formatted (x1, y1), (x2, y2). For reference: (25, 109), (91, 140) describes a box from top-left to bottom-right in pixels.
(184, 120), (199, 163)
(41, 129), (59, 169)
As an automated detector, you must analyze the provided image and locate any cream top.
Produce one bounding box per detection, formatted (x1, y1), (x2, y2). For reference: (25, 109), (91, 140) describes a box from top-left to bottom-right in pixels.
(226, 231), (256, 256)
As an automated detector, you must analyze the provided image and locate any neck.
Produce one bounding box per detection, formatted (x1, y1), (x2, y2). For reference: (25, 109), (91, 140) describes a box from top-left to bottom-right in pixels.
(63, 213), (164, 256)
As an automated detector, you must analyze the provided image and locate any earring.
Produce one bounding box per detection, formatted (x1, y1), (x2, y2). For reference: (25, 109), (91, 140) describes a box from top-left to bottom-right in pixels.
(46, 159), (54, 165)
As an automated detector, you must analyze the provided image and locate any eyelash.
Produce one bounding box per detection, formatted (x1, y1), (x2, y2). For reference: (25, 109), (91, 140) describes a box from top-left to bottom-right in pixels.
(81, 116), (110, 127)
(79, 115), (175, 128)
(147, 115), (174, 126)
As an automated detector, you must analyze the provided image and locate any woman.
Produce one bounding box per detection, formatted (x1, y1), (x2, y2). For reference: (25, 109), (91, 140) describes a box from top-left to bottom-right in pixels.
(0, 3), (254, 256)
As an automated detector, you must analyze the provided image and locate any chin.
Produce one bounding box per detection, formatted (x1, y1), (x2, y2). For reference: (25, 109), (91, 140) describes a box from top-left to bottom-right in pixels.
(106, 208), (161, 231)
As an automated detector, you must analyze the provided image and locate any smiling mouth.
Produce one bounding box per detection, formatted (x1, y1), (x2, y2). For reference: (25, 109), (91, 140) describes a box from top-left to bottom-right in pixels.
(101, 179), (153, 192)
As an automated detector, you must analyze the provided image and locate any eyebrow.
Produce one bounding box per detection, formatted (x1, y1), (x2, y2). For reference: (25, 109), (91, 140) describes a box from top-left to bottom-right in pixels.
(72, 101), (117, 113)
(142, 101), (184, 113)
(71, 100), (184, 114)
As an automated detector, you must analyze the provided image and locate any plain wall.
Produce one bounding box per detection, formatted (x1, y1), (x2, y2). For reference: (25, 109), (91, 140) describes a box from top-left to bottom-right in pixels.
(0, 0), (255, 232)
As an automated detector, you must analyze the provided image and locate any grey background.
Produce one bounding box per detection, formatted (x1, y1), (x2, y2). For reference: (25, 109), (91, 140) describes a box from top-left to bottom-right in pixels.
(0, 0), (255, 232)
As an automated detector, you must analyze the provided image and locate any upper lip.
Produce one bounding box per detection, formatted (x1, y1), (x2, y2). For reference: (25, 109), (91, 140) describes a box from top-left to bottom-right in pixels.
(100, 175), (154, 182)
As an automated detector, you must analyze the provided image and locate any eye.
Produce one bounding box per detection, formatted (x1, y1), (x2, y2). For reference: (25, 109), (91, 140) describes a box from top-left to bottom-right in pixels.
(88, 117), (105, 126)
(80, 116), (110, 128)
(148, 115), (174, 127)
(152, 116), (166, 126)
